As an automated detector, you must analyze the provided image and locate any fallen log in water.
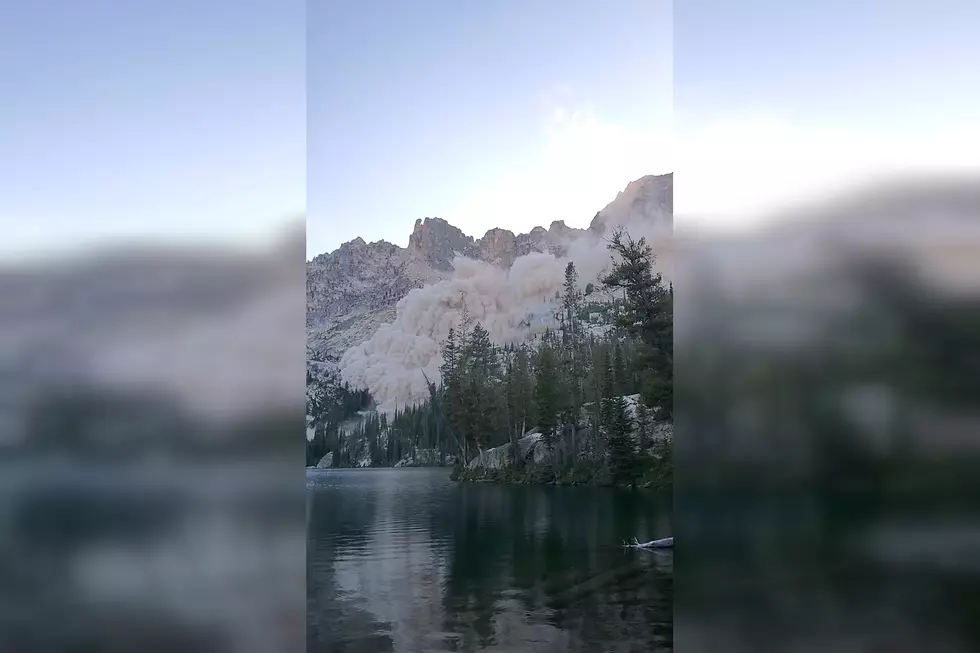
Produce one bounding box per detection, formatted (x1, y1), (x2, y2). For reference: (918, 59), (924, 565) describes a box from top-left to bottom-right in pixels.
(624, 537), (673, 549)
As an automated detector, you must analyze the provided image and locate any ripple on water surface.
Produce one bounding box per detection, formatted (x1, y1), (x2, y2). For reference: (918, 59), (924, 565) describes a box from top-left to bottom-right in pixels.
(307, 467), (673, 652)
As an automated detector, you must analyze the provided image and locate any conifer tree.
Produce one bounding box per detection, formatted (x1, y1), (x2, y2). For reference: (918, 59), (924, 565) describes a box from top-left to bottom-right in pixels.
(612, 341), (627, 396)
(534, 339), (560, 452)
(603, 229), (673, 419)
(506, 358), (521, 468)
(513, 344), (532, 435)
(462, 322), (500, 457)
(606, 394), (637, 487)
(600, 348), (616, 427)
(635, 401), (651, 453)
(440, 327), (468, 459)
(563, 262), (581, 337)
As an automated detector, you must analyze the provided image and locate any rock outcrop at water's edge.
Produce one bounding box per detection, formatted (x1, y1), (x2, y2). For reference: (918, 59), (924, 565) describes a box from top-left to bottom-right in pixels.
(394, 449), (457, 467)
(465, 396), (674, 473)
(466, 431), (551, 470)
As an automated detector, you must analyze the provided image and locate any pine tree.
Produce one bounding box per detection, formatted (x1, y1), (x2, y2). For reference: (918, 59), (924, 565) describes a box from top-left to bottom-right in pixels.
(602, 229), (673, 419)
(441, 327), (459, 379)
(612, 341), (627, 396)
(467, 323), (493, 377)
(440, 327), (468, 460)
(635, 401), (651, 453)
(505, 355), (525, 433)
(506, 363), (520, 469)
(606, 394), (637, 487)
(600, 347), (616, 427)
(462, 322), (500, 457)
(561, 262), (587, 433)
(563, 262), (581, 338)
(534, 340), (560, 453)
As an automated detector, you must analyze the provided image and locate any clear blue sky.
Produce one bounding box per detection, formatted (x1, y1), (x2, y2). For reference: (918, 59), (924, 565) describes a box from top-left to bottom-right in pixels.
(8, 2), (973, 258)
(307, 1), (673, 258)
(0, 0), (304, 260)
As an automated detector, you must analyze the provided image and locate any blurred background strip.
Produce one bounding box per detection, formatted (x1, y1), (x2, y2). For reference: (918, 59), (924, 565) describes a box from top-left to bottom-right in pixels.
(0, 2), (307, 652)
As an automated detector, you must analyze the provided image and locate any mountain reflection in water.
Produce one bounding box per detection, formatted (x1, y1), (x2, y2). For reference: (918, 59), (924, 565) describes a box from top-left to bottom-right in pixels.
(307, 468), (673, 652)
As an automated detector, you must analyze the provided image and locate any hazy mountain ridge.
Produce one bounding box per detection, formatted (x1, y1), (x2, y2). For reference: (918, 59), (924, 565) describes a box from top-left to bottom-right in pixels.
(307, 217), (585, 329)
(306, 174), (674, 378)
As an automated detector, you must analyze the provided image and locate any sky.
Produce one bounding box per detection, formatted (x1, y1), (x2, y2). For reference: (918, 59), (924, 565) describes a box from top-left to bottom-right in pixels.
(0, 0), (305, 261)
(5, 2), (978, 261)
(674, 0), (980, 229)
(307, 1), (673, 258)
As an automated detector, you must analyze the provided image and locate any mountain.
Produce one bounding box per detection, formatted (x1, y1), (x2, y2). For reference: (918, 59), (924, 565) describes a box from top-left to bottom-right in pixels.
(587, 174), (673, 235)
(306, 173), (673, 379)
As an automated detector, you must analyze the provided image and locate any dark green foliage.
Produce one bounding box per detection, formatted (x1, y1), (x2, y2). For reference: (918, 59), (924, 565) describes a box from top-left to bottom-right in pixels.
(309, 229), (672, 487)
(612, 341), (627, 395)
(465, 322), (502, 455)
(635, 402), (651, 452)
(306, 380), (373, 466)
(602, 229), (673, 419)
(605, 394), (637, 488)
(637, 444), (672, 490)
(563, 262), (582, 332)
(448, 232), (673, 488)
(600, 348), (616, 426)
(534, 338), (560, 451)
(440, 327), (467, 453)
(457, 454), (669, 489)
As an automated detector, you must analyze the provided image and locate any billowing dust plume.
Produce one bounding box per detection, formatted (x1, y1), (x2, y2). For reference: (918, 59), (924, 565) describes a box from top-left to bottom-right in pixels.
(339, 215), (671, 414)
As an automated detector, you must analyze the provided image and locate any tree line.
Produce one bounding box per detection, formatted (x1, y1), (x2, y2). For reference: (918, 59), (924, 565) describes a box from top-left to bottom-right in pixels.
(307, 229), (673, 486)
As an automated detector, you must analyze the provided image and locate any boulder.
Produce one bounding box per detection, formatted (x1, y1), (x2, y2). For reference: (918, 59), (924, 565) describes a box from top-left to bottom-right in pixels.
(467, 431), (552, 469)
(393, 449), (457, 467)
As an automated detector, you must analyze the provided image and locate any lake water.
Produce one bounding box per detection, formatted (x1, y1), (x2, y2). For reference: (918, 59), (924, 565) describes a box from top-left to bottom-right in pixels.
(307, 467), (673, 652)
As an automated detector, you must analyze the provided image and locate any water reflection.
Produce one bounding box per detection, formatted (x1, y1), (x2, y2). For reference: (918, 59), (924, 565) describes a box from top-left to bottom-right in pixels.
(307, 468), (673, 652)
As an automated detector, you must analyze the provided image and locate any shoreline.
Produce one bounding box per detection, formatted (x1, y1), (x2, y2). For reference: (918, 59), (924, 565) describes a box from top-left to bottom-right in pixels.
(451, 461), (672, 490)
(306, 460), (673, 491)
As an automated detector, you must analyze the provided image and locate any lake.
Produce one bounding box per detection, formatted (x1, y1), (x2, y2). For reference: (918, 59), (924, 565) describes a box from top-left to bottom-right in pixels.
(307, 467), (673, 652)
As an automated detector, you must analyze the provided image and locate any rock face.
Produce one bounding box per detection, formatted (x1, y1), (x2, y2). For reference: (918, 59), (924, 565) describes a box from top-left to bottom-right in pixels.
(407, 217), (479, 271)
(307, 174), (673, 381)
(315, 452), (333, 468)
(306, 237), (435, 331)
(393, 449), (457, 467)
(588, 174), (673, 236)
(467, 431), (552, 470)
(307, 216), (589, 330)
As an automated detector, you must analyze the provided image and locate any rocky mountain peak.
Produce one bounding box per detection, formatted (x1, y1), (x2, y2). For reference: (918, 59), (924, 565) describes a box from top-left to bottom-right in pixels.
(475, 228), (518, 267)
(481, 227), (516, 239)
(307, 174), (673, 370)
(589, 173), (673, 235)
(408, 217), (477, 271)
(548, 220), (577, 241)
